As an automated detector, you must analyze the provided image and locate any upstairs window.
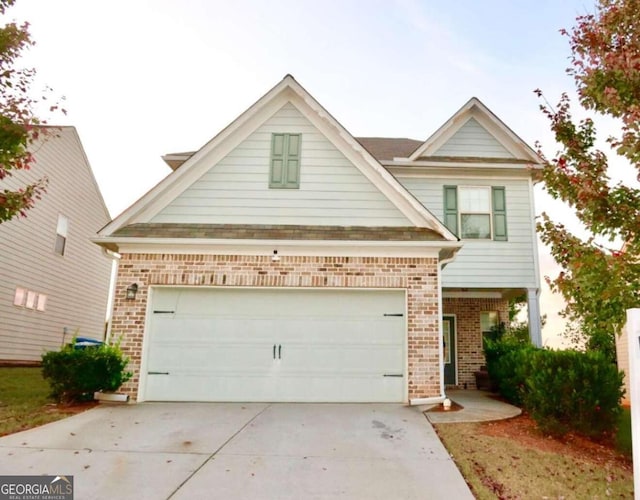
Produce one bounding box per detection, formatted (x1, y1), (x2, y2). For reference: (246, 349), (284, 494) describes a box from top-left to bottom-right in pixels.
(443, 185), (507, 240)
(55, 214), (68, 255)
(269, 133), (301, 189)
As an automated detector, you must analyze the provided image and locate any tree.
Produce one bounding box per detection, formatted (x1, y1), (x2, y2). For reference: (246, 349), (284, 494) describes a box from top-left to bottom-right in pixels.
(536, 0), (640, 362)
(0, 0), (63, 222)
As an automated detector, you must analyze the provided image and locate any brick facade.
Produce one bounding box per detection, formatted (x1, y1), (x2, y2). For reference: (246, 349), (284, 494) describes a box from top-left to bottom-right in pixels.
(443, 297), (509, 388)
(111, 253), (441, 402)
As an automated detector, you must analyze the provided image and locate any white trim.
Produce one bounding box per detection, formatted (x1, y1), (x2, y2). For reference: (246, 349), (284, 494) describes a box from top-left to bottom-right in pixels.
(93, 237), (462, 258)
(136, 285), (154, 403)
(100, 76), (457, 241)
(407, 98), (541, 163)
(443, 291), (504, 299)
(389, 167), (534, 179)
(410, 395), (446, 406)
(387, 161), (539, 170)
(528, 177), (541, 289)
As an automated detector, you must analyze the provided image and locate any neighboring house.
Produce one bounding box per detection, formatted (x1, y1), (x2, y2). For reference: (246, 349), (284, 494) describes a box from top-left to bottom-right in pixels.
(94, 75), (542, 404)
(0, 127), (112, 363)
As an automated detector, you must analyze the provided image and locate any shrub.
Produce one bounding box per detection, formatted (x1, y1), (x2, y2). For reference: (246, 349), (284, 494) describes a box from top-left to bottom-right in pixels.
(484, 335), (536, 406)
(41, 339), (132, 403)
(523, 349), (624, 438)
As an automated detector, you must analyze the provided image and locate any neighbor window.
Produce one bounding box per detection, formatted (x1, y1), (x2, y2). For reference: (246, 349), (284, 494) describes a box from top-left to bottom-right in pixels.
(269, 133), (301, 188)
(36, 294), (47, 311)
(55, 214), (69, 255)
(480, 311), (500, 344)
(443, 185), (507, 240)
(25, 290), (37, 309)
(13, 287), (26, 306)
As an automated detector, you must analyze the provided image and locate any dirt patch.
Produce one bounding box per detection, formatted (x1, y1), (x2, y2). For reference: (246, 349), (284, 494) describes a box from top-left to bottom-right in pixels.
(480, 413), (631, 469)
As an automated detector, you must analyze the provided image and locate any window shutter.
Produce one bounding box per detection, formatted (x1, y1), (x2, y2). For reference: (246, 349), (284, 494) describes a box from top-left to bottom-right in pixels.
(270, 134), (301, 188)
(284, 134), (301, 188)
(443, 186), (458, 235)
(492, 186), (507, 241)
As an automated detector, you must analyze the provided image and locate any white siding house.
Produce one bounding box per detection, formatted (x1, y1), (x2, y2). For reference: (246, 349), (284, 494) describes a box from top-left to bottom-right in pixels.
(0, 127), (112, 362)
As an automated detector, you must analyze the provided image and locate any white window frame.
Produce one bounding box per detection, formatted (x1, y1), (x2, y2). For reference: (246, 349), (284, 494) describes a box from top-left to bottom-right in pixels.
(458, 185), (493, 240)
(13, 287), (27, 307)
(55, 214), (69, 256)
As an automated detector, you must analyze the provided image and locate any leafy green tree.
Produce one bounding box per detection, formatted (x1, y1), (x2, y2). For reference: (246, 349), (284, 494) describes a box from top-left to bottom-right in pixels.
(0, 0), (63, 222)
(536, 0), (640, 361)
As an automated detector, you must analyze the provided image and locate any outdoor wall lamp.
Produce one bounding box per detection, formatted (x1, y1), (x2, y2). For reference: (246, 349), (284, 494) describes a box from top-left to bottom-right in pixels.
(272, 250), (281, 262)
(126, 283), (139, 300)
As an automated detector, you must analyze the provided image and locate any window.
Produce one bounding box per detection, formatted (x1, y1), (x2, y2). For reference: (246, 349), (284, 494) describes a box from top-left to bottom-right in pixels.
(25, 290), (37, 309)
(481, 311), (500, 344)
(13, 287), (26, 306)
(13, 287), (47, 311)
(36, 294), (47, 311)
(269, 133), (301, 188)
(55, 214), (69, 255)
(443, 185), (507, 240)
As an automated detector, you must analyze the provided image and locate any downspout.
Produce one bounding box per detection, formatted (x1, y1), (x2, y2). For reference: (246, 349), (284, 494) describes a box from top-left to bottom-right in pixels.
(410, 251), (458, 406)
(101, 247), (121, 344)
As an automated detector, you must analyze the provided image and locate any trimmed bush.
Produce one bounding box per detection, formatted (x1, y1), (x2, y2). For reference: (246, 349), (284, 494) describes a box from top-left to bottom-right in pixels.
(484, 336), (536, 406)
(523, 349), (624, 438)
(41, 340), (132, 403)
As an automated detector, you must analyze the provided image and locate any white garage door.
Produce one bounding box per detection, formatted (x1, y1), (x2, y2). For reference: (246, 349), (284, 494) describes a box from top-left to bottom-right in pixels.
(143, 287), (406, 402)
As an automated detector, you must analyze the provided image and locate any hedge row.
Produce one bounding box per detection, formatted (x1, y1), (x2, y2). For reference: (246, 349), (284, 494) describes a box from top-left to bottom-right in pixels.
(485, 337), (624, 437)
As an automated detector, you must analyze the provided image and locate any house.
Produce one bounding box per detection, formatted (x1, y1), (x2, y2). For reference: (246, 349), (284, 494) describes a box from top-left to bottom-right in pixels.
(0, 127), (113, 363)
(94, 75), (542, 404)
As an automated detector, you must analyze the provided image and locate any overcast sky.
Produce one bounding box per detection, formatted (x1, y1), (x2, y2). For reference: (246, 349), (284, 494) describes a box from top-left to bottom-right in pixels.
(6, 0), (629, 347)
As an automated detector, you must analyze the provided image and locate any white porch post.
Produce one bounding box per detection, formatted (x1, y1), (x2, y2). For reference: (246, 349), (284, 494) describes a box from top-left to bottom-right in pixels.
(626, 308), (640, 500)
(527, 288), (542, 347)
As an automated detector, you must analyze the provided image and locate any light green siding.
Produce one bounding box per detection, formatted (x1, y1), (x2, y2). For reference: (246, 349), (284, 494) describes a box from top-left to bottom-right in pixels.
(398, 176), (536, 288)
(152, 103), (411, 226)
(434, 118), (514, 158)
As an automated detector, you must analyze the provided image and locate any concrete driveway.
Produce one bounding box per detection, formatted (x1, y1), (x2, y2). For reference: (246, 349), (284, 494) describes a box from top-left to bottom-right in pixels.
(0, 403), (473, 499)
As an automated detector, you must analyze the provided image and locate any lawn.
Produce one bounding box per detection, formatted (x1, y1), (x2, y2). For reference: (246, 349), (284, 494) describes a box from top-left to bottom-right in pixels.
(435, 414), (634, 499)
(0, 367), (95, 436)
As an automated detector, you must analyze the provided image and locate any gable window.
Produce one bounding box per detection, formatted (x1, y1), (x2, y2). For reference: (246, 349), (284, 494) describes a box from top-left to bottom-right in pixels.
(443, 185), (507, 240)
(269, 133), (301, 189)
(55, 214), (69, 255)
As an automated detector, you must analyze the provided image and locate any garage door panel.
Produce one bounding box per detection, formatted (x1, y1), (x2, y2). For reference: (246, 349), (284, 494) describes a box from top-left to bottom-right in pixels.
(144, 288), (406, 402)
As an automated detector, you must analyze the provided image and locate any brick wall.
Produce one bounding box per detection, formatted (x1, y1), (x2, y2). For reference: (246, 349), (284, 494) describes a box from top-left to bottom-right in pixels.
(111, 253), (440, 402)
(443, 297), (509, 388)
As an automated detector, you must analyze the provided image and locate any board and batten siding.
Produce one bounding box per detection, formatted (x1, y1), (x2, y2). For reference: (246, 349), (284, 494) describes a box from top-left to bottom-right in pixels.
(151, 103), (412, 226)
(434, 118), (515, 159)
(0, 128), (112, 361)
(398, 176), (537, 288)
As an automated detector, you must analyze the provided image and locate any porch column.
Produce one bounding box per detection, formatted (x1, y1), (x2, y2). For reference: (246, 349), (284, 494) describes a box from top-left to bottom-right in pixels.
(527, 288), (542, 347)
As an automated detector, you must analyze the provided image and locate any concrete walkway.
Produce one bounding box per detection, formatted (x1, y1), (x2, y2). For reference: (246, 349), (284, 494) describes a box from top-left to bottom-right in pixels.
(0, 403), (473, 500)
(423, 390), (521, 423)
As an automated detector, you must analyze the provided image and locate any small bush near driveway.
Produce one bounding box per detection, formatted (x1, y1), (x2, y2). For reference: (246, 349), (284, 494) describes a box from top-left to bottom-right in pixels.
(41, 341), (132, 403)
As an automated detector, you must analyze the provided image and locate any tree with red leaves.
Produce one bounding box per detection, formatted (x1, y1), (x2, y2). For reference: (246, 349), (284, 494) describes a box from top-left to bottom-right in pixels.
(536, 0), (640, 361)
(0, 0), (63, 222)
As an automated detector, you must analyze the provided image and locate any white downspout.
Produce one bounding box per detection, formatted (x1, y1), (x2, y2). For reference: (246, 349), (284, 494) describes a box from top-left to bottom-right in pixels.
(101, 247), (121, 344)
(410, 252), (458, 406)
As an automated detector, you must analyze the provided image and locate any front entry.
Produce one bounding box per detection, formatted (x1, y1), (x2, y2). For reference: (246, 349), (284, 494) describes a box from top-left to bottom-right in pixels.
(443, 316), (456, 385)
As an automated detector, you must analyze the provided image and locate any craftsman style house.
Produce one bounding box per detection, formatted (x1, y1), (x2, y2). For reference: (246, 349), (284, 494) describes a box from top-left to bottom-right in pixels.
(0, 127), (112, 363)
(94, 75), (541, 404)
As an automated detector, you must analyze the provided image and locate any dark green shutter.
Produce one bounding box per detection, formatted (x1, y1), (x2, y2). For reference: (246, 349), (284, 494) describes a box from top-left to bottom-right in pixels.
(443, 186), (458, 236)
(270, 133), (301, 188)
(492, 186), (507, 241)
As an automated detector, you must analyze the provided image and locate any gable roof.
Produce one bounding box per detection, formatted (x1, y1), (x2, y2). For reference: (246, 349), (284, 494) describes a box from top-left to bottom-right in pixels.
(355, 138), (423, 162)
(99, 75), (457, 240)
(407, 97), (541, 164)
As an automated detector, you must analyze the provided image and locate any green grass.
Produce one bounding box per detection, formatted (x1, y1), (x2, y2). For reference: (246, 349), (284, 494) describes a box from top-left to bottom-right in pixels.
(616, 407), (632, 458)
(0, 367), (92, 436)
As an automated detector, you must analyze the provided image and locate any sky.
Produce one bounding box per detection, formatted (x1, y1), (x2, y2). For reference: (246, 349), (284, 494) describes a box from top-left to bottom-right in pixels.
(5, 0), (628, 347)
